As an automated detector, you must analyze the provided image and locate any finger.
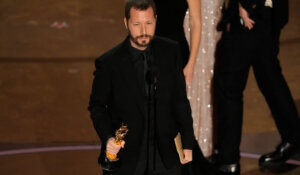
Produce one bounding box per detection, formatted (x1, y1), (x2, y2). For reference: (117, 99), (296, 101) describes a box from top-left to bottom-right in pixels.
(121, 141), (125, 148)
(184, 157), (192, 163)
(181, 159), (191, 164)
(248, 23), (254, 30)
(244, 22), (253, 30)
(107, 143), (121, 154)
(243, 17), (254, 24)
(246, 24), (252, 30)
(107, 143), (120, 150)
(108, 145), (121, 154)
(106, 147), (118, 155)
(248, 18), (255, 24)
(245, 19), (255, 29)
(181, 160), (188, 164)
(181, 159), (188, 164)
(184, 155), (192, 161)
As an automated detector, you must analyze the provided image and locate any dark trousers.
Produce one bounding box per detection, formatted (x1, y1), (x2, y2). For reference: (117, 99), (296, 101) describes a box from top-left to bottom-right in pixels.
(214, 8), (300, 164)
(134, 92), (181, 175)
(133, 148), (181, 175)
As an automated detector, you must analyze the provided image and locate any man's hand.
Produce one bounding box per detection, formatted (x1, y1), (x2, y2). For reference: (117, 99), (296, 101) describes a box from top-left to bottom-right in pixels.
(181, 149), (193, 164)
(239, 5), (255, 30)
(106, 137), (125, 155)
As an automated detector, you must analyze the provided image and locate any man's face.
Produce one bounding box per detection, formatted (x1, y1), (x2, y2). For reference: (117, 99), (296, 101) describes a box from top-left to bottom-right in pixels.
(124, 7), (156, 50)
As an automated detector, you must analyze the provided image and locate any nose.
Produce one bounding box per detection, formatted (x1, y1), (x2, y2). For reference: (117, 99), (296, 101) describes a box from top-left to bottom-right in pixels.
(141, 24), (147, 35)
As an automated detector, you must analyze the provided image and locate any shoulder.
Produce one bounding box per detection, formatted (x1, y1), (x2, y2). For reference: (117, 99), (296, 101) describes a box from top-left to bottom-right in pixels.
(94, 40), (125, 67)
(152, 36), (180, 49)
(151, 36), (182, 67)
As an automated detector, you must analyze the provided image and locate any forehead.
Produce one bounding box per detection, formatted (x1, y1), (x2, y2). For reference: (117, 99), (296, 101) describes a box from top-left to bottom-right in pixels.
(129, 7), (155, 20)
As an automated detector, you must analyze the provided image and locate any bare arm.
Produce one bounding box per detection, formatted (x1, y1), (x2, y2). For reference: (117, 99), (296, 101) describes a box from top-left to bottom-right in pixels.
(184, 0), (202, 85)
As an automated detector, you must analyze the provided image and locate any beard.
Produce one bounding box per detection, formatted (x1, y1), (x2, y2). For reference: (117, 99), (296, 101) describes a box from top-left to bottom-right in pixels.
(129, 33), (153, 48)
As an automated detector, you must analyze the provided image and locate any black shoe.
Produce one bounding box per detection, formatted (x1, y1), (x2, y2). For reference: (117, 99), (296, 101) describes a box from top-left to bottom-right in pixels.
(217, 163), (240, 175)
(259, 142), (299, 168)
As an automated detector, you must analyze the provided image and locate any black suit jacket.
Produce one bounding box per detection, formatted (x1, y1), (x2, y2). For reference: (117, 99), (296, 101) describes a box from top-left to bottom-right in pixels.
(219, 0), (289, 32)
(89, 36), (195, 174)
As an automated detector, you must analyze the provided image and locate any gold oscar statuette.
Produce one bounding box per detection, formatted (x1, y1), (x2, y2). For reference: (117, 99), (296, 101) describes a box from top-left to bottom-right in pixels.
(105, 124), (128, 161)
(100, 124), (128, 172)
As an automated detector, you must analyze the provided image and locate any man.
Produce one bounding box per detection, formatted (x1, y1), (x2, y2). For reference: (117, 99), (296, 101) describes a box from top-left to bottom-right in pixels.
(214, 0), (300, 174)
(88, 0), (194, 174)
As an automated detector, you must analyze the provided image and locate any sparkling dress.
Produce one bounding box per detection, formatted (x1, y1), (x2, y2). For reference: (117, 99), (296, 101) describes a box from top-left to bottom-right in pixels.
(184, 0), (224, 157)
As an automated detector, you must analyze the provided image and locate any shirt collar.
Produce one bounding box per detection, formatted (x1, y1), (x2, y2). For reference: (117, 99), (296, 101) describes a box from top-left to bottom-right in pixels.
(127, 36), (152, 61)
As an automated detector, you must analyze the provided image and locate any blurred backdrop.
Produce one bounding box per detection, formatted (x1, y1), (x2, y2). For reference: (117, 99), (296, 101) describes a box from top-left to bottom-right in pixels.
(0, 0), (299, 174)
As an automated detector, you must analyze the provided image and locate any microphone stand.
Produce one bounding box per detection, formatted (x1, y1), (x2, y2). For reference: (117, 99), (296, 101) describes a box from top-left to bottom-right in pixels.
(152, 75), (158, 175)
(146, 67), (158, 175)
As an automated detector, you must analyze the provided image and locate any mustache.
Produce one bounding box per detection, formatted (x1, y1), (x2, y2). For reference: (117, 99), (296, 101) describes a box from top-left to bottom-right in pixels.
(135, 34), (152, 39)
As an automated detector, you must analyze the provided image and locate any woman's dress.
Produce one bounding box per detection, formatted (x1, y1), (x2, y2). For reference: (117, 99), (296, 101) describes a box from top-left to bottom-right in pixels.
(184, 0), (224, 157)
(154, 0), (224, 157)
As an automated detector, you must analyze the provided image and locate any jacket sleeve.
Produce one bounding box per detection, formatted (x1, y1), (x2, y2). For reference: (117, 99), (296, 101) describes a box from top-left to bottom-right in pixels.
(172, 43), (195, 150)
(217, 0), (239, 31)
(239, 0), (257, 11)
(239, 0), (264, 13)
(276, 0), (289, 29)
(88, 58), (114, 144)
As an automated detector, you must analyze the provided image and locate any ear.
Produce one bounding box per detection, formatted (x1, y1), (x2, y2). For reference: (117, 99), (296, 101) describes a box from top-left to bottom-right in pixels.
(124, 17), (128, 29)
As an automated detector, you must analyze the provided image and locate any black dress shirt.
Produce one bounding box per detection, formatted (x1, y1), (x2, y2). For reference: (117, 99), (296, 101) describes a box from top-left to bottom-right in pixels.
(128, 41), (164, 174)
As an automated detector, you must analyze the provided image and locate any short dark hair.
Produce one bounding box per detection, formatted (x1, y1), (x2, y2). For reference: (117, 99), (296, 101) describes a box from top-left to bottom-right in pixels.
(125, 0), (157, 19)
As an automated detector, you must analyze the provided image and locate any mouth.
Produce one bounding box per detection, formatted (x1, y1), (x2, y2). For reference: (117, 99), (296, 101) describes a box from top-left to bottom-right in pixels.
(140, 37), (148, 40)
(130, 34), (153, 47)
(137, 35), (151, 39)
